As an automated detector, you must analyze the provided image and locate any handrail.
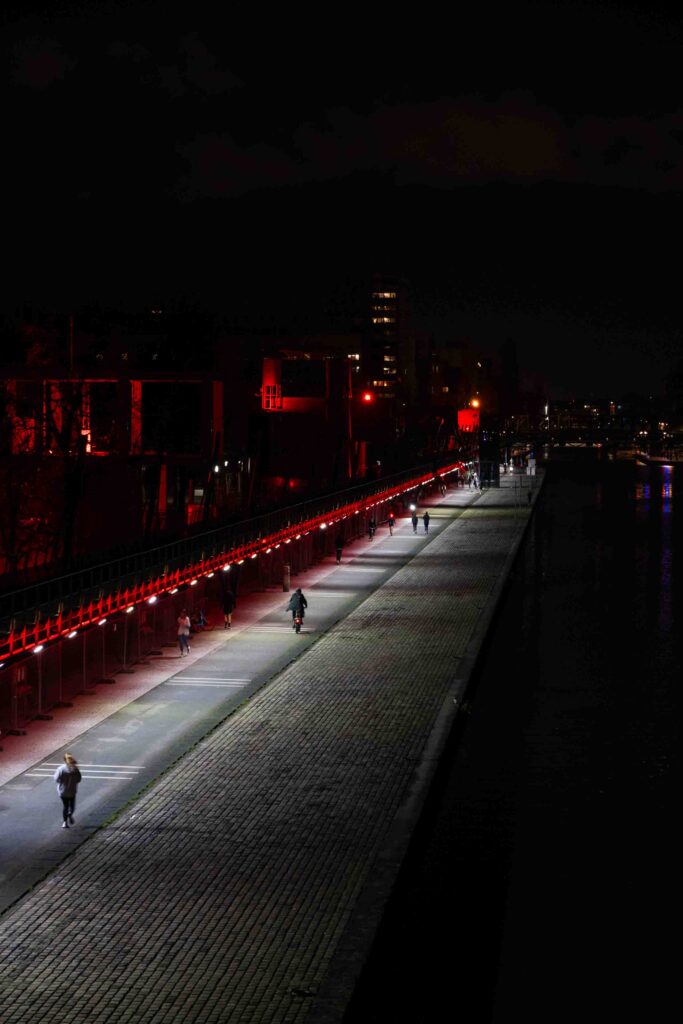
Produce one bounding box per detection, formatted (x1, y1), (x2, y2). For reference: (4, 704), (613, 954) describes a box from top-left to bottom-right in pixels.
(0, 456), (464, 662)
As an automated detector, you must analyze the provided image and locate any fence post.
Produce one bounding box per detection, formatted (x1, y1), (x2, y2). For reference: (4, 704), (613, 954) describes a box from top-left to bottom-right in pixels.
(99, 621), (116, 683)
(35, 649), (53, 719)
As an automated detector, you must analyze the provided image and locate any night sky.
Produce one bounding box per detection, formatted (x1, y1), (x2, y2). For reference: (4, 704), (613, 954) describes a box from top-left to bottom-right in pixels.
(3, 1), (683, 399)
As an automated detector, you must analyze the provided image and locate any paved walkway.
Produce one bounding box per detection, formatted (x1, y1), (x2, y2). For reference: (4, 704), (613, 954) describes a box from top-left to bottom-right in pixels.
(0, 474), (540, 1024)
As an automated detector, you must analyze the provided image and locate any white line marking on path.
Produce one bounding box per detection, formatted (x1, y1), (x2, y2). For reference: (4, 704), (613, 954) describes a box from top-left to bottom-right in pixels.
(165, 681), (248, 688)
(39, 762), (147, 769)
(172, 677), (251, 683)
(27, 766), (142, 779)
(337, 566), (387, 572)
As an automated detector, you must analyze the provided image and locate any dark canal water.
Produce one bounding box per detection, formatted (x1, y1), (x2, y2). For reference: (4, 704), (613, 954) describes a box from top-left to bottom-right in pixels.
(344, 456), (679, 1023)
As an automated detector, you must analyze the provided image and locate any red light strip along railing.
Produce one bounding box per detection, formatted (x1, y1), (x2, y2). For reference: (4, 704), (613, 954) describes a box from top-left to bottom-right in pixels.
(0, 462), (464, 666)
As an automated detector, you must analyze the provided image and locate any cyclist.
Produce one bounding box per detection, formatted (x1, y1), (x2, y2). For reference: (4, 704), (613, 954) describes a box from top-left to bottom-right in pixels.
(286, 588), (308, 628)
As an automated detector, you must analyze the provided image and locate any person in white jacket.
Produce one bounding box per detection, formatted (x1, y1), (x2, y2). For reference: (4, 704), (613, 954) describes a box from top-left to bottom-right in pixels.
(54, 752), (82, 829)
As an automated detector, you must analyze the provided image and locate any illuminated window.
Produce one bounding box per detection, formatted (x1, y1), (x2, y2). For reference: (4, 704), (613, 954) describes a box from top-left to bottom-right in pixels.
(371, 379), (390, 388)
(372, 292), (397, 299)
(442, 386), (449, 393)
(383, 354), (396, 362)
(262, 384), (282, 410)
(372, 316), (396, 324)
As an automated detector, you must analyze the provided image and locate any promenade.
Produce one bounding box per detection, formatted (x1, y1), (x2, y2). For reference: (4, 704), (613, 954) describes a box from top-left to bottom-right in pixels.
(0, 473), (539, 1024)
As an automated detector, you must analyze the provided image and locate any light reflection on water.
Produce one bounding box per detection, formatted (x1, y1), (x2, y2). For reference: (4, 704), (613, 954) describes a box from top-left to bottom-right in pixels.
(634, 462), (674, 505)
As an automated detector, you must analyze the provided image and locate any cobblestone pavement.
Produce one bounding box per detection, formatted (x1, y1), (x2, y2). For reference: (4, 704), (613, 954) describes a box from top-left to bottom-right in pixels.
(0, 477), (539, 1024)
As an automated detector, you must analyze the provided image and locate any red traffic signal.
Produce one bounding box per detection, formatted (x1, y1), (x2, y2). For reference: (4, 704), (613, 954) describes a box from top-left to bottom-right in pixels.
(361, 391), (374, 403)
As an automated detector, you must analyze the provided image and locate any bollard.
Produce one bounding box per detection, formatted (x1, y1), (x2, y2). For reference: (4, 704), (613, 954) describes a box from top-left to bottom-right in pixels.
(283, 564), (291, 592)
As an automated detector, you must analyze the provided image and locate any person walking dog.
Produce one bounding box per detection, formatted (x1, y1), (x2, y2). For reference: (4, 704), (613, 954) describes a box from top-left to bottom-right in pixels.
(54, 752), (82, 829)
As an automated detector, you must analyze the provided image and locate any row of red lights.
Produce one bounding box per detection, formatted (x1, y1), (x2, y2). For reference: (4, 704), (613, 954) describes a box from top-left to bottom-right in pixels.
(0, 463), (464, 669)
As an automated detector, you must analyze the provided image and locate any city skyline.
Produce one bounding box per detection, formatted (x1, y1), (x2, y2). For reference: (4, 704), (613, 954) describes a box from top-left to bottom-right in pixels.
(3, 2), (682, 399)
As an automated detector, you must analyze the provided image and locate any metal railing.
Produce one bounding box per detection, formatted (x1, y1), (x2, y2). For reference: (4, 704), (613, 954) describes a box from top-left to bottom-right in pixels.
(0, 457), (463, 659)
(0, 456), (464, 739)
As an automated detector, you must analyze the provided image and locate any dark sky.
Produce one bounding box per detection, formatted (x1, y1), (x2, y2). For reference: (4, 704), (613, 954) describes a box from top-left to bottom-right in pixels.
(3, 1), (683, 399)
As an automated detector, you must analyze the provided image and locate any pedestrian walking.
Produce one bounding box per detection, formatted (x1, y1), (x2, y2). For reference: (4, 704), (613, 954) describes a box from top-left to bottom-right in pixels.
(423, 510), (430, 533)
(411, 510), (419, 533)
(368, 517), (376, 539)
(222, 590), (235, 629)
(335, 534), (344, 564)
(54, 752), (82, 829)
(387, 512), (395, 535)
(177, 608), (191, 655)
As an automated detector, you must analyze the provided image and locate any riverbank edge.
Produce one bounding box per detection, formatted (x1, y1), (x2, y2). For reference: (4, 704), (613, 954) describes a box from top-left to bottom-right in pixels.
(306, 477), (543, 1024)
